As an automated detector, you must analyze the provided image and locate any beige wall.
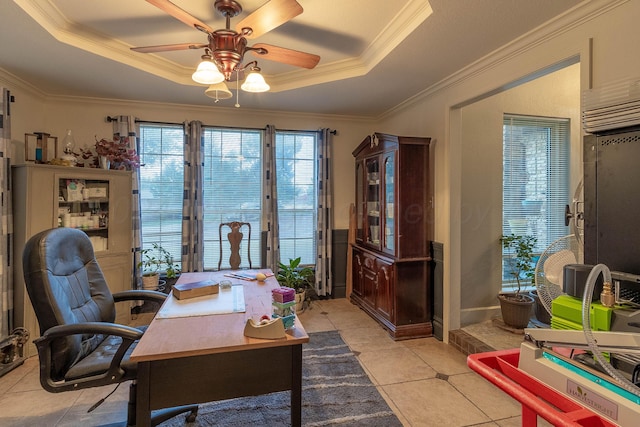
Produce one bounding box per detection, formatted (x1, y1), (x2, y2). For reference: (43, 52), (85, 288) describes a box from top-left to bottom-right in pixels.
(459, 63), (581, 324)
(377, 0), (639, 338)
(4, 86), (376, 230)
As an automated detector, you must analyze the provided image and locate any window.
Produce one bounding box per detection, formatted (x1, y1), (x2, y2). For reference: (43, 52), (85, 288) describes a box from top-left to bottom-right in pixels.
(502, 114), (570, 288)
(202, 128), (262, 270)
(138, 124), (318, 272)
(275, 131), (317, 265)
(138, 125), (184, 266)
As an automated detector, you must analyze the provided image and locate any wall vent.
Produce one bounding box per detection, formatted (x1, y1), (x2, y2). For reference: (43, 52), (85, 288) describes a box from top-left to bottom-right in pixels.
(582, 77), (640, 134)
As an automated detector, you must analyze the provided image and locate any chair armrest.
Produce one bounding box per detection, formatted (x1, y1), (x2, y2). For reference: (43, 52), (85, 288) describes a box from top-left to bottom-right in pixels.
(112, 289), (167, 304)
(37, 322), (143, 342)
(34, 322), (143, 393)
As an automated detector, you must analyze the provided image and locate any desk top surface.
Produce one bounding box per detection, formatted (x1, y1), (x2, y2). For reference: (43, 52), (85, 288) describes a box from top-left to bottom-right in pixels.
(130, 270), (309, 362)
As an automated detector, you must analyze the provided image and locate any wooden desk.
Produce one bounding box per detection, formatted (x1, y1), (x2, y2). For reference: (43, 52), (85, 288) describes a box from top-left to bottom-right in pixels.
(130, 271), (309, 427)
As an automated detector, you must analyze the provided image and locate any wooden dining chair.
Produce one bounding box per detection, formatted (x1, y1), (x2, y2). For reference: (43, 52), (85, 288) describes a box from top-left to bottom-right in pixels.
(218, 221), (252, 270)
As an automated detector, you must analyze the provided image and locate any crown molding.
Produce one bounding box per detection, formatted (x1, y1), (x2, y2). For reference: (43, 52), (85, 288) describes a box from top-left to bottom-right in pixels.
(379, 0), (625, 120)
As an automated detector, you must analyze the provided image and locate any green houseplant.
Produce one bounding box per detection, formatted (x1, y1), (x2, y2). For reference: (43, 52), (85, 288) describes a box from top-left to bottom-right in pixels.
(276, 257), (314, 312)
(138, 243), (181, 290)
(498, 234), (537, 328)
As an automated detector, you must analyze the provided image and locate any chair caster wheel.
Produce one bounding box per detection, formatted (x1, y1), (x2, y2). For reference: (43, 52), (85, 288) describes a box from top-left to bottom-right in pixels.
(186, 408), (198, 423)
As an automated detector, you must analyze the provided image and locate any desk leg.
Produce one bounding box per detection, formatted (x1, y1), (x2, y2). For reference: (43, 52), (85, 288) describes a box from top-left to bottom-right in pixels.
(291, 344), (302, 427)
(136, 361), (152, 427)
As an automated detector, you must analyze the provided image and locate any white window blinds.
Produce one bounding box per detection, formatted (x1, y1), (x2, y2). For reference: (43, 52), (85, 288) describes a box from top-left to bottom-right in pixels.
(502, 114), (570, 285)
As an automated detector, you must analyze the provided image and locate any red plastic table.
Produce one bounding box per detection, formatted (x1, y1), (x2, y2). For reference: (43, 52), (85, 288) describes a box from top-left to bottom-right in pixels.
(467, 349), (617, 426)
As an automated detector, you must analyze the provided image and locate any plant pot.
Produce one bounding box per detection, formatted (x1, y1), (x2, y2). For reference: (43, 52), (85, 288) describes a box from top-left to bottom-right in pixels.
(162, 275), (180, 293)
(498, 293), (534, 329)
(529, 289), (551, 325)
(142, 273), (159, 290)
(295, 290), (306, 313)
(99, 155), (110, 170)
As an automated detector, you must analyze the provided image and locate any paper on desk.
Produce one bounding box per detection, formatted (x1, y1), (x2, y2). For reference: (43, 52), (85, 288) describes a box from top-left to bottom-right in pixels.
(155, 285), (246, 319)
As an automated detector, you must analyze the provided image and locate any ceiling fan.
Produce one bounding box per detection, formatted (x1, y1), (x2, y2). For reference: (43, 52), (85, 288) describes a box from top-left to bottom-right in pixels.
(131, 0), (321, 88)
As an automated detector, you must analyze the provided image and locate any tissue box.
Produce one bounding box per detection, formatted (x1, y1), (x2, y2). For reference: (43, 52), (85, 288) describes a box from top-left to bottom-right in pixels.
(173, 280), (219, 300)
(272, 287), (295, 303)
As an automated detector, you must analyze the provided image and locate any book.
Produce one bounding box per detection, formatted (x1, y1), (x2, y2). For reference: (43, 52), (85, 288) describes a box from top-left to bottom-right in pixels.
(172, 280), (219, 300)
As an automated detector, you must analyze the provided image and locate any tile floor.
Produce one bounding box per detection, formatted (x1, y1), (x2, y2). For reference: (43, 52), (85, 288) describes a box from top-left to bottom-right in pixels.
(0, 298), (548, 426)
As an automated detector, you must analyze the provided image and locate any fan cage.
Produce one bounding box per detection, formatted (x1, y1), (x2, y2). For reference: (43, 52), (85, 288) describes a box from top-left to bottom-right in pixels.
(534, 234), (583, 315)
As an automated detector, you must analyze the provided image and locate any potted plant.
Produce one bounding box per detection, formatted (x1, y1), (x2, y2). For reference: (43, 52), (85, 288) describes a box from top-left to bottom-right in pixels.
(137, 243), (181, 290)
(158, 244), (181, 289)
(499, 234), (537, 329)
(276, 257), (314, 312)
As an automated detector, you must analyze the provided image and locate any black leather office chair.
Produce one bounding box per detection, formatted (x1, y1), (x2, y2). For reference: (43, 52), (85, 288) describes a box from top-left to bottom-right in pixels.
(218, 221), (252, 270)
(22, 227), (198, 426)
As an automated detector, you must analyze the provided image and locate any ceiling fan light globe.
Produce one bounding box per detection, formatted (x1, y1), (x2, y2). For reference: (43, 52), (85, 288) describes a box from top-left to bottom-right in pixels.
(241, 71), (270, 93)
(205, 82), (233, 100)
(192, 60), (225, 84)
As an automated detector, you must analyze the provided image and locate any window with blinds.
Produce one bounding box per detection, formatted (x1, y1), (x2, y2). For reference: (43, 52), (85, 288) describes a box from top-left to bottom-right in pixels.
(202, 127), (262, 270)
(139, 124), (184, 266)
(502, 114), (570, 288)
(138, 124), (318, 272)
(275, 131), (317, 265)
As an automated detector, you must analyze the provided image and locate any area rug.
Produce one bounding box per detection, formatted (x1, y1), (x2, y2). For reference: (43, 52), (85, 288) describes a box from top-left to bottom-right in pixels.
(159, 330), (402, 426)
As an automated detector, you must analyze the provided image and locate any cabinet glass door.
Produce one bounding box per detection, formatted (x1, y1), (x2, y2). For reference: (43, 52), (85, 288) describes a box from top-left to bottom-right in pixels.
(365, 157), (380, 247)
(58, 178), (110, 251)
(355, 162), (364, 241)
(383, 153), (395, 252)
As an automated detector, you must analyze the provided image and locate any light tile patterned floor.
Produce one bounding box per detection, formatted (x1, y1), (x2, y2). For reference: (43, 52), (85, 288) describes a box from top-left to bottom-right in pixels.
(0, 298), (549, 426)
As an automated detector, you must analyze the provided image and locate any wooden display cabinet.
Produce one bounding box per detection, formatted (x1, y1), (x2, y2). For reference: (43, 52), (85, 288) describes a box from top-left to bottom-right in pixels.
(351, 133), (433, 340)
(12, 164), (133, 356)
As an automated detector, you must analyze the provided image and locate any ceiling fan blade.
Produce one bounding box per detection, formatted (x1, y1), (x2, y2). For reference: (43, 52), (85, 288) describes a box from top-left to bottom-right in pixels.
(131, 43), (208, 53)
(146, 0), (213, 33)
(250, 43), (320, 69)
(236, 0), (303, 39)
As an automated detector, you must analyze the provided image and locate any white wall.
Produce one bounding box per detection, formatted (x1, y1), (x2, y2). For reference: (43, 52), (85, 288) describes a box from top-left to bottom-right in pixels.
(459, 63), (581, 324)
(3, 85), (376, 230)
(377, 0), (639, 339)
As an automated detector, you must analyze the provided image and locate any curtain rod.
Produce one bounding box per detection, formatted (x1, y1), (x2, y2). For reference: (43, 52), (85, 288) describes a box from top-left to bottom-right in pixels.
(106, 116), (337, 134)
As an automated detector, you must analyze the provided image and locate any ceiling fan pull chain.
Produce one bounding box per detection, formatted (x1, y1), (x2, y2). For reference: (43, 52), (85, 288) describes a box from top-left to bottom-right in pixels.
(235, 70), (241, 108)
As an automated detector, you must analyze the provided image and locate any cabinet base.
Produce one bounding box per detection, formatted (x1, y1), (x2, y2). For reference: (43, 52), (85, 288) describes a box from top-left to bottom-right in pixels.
(350, 295), (433, 341)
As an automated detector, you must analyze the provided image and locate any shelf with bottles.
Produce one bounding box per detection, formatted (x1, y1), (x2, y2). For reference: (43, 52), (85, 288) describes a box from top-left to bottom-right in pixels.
(58, 177), (110, 251)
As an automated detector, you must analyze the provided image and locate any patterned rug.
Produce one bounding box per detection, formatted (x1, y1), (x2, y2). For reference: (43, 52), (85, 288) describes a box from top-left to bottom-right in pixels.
(159, 330), (402, 426)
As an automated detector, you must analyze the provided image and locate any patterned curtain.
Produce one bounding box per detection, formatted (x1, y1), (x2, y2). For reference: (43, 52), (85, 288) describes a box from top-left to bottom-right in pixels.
(181, 121), (204, 272)
(263, 125), (280, 271)
(0, 88), (13, 337)
(111, 115), (141, 290)
(315, 128), (333, 296)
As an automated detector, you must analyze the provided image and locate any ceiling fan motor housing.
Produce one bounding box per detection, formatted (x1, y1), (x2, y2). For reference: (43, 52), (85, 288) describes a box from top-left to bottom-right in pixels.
(209, 30), (247, 79)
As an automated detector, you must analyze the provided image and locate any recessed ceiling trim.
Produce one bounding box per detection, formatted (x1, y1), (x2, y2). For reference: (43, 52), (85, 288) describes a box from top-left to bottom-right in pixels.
(17, 0), (432, 92)
(15, 0), (195, 85)
(268, 0), (433, 92)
